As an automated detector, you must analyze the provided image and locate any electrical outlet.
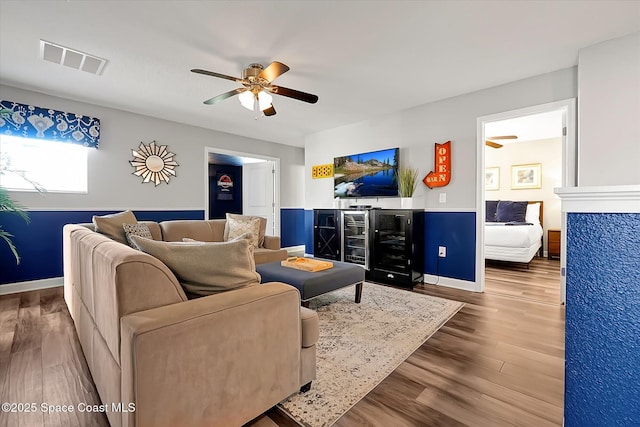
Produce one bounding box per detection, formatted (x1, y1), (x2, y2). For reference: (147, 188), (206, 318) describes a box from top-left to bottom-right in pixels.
(439, 193), (446, 203)
(438, 246), (446, 257)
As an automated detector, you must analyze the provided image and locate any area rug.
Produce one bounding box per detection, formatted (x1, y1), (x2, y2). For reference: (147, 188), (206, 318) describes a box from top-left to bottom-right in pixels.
(278, 282), (464, 427)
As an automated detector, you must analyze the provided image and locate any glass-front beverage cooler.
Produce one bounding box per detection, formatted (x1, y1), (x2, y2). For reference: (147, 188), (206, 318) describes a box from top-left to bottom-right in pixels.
(341, 210), (369, 269)
(369, 209), (424, 287)
(313, 209), (341, 260)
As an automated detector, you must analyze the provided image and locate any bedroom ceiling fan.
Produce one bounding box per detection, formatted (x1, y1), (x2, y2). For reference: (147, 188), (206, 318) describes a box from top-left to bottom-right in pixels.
(191, 61), (318, 117)
(485, 135), (518, 148)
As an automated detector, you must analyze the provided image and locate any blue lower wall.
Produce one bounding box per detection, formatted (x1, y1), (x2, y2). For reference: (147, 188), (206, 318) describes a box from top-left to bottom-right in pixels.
(424, 211), (476, 282)
(0, 209), (204, 285)
(304, 209), (314, 255)
(280, 208), (306, 248)
(1, 208), (476, 286)
(565, 213), (640, 426)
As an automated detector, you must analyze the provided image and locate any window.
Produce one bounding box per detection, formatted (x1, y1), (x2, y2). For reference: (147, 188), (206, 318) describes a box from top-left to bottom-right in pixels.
(0, 134), (88, 193)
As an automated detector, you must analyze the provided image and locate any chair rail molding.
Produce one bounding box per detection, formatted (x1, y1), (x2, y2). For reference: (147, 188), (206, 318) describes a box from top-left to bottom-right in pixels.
(554, 185), (640, 213)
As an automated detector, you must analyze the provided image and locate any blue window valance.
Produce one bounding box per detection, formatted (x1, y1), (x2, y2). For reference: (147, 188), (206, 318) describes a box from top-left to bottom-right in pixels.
(0, 99), (100, 148)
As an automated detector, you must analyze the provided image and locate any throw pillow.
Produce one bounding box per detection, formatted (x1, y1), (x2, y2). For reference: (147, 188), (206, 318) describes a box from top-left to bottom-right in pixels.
(225, 216), (260, 248)
(130, 236), (261, 296)
(182, 232), (254, 245)
(496, 201), (528, 223)
(123, 223), (153, 248)
(525, 202), (541, 224)
(225, 213), (267, 247)
(93, 210), (138, 244)
(486, 200), (499, 222)
(229, 231), (255, 245)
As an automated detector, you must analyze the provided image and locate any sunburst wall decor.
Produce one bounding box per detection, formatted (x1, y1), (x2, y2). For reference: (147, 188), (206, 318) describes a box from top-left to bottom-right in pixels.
(129, 140), (178, 186)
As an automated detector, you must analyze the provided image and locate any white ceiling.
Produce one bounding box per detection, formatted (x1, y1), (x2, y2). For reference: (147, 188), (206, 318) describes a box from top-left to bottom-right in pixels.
(1, 1), (639, 148)
(486, 110), (564, 144)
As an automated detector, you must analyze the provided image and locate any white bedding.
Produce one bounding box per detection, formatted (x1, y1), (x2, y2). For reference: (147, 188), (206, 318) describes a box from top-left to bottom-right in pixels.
(484, 202), (543, 263)
(485, 223), (543, 248)
(485, 242), (541, 263)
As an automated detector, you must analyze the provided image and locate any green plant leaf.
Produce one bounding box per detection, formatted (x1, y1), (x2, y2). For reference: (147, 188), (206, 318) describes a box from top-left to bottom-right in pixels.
(0, 228), (20, 264)
(397, 167), (419, 197)
(0, 186), (30, 223)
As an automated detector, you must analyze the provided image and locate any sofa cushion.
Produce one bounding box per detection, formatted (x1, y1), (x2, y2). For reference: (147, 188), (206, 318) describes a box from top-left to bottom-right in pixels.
(160, 220), (217, 242)
(123, 223), (153, 248)
(225, 216), (261, 248)
(93, 210), (138, 244)
(130, 236), (261, 296)
(225, 214), (267, 247)
(253, 248), (288, 265)
(300, 306), (320, 348)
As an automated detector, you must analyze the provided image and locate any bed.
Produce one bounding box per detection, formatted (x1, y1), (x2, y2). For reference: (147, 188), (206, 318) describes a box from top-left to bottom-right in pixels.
(485, 200), (544, 265)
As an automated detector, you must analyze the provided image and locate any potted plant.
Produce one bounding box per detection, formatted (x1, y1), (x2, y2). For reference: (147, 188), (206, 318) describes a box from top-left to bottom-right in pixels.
(397, 166), (419, 208)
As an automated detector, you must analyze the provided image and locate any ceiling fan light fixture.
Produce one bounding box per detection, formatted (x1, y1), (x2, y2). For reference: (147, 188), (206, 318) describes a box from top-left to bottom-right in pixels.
(238, 91), (254, 110)
(193, 61), (318, 118)
(258, 91), (273, 111)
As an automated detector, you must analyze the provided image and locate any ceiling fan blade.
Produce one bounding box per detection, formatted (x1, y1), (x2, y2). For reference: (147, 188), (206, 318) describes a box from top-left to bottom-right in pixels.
(485, 140), (503, 148)
(191, 68), (241, 83)
(203, 88), (246, 105)
(487, 135), (518, 140)
(269, 85), (318, 104)
(259, 61), (290, 83)
(263, 105), (276, 117)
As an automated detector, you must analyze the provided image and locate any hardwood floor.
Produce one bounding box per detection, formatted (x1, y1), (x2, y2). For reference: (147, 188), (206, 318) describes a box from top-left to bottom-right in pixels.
(0, 287), (109, 427)
(484, 257), (562, 305)
(1, 259), (564, 426)
(271, 258), (565, 426)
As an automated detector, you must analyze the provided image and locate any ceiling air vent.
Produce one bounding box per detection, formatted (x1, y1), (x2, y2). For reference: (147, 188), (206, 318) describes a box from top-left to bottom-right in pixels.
(39, 40), (107, 75)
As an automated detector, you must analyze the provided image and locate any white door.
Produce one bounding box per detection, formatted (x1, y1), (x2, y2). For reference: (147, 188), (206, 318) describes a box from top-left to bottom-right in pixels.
(242, 160), (277, 235)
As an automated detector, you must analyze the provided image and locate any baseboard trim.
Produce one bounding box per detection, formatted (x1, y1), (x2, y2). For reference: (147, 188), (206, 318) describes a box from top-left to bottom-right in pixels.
(0, 277), (63, 295)
(423, 274), (480, 292)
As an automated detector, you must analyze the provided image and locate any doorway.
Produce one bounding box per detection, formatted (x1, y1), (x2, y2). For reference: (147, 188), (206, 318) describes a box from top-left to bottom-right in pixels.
(476, 99), (576, 304)
(204, 147), (280, 236)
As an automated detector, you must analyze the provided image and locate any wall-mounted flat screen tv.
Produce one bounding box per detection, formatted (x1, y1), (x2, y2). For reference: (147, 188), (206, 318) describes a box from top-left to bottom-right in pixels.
(334, 147), (399, 198)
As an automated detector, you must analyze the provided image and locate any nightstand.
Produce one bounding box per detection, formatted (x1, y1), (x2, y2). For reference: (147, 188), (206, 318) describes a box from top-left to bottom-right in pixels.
(548, 229), (561, 260)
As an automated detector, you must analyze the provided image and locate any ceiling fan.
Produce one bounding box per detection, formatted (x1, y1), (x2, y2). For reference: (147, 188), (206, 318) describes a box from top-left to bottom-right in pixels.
(485, 135), (518, 148)
(191, 61), (318, 117)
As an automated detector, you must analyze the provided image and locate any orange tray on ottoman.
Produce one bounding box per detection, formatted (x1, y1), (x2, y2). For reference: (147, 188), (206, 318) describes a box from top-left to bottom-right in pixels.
(281, 257), (334, 272)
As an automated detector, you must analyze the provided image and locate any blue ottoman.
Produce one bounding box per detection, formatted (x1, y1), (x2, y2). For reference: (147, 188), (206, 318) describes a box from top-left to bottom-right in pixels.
(256, 259), (365, 306)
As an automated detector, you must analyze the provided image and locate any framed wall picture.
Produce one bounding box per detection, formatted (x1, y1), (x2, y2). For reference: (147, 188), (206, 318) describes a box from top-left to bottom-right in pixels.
(216, 171), (234, 200)
(511, 163), (541, 189)
(485, 167), (500, 191)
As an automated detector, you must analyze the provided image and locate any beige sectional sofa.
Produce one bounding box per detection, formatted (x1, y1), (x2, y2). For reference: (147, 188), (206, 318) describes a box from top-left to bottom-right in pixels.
(63, 218), (318, 427)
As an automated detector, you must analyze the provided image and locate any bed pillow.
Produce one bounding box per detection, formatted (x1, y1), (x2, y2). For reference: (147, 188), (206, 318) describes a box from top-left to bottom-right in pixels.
(93, 210), (138, 244)
(525, 202), (541, 224)
(486, 200), (499, 222)
(496, 201), (528, 223)
(130, 236), (260, 296)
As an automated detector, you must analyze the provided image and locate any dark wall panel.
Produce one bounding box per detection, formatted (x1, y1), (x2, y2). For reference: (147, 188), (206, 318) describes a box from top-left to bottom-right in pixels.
(208, 164), (242, 219)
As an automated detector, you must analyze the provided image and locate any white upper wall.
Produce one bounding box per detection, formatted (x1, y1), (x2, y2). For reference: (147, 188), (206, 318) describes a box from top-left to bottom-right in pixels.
(1, 84), (305, 210)
(304, 68), (577, 210)
(578, 31), (640, 186)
